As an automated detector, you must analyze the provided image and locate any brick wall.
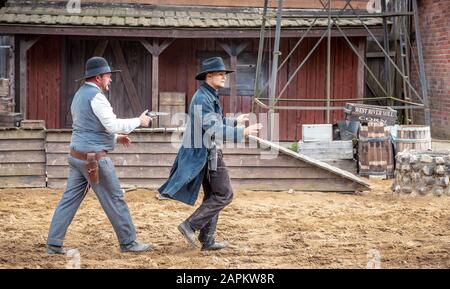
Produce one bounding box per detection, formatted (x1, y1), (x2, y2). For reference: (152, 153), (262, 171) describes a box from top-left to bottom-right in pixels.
(411, 0), (450, 138)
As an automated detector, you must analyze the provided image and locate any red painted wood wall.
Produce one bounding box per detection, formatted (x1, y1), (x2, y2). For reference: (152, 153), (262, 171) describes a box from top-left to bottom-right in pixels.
(27, 35), (61, 129)
(26, 36), (362, 140)
(159, 37), (362, 141)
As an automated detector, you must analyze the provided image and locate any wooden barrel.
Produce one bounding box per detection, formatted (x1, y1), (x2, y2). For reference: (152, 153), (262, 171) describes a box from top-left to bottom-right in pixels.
(396, 125), (431, 152)
(358, 122), (394, 178)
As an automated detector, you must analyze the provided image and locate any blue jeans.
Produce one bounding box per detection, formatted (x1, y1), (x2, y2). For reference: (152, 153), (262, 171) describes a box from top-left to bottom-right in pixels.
(47, 155), (136, 246)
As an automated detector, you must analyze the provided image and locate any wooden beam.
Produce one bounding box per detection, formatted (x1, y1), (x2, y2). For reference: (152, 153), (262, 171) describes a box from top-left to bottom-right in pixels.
(219, 40), (249, 113)
(140, 38), (174, 56)
(140, 39), (156, 55)
(0, 25), (386, 38)
(249, 135), (371, 191)
(19, 36), (40, 119)
(151, 54), (159, 127)
(92, 39), (108, 57)
(60, 36), (67, 128)
(140, 38), (174, 127)
(7, 35), (15, 105)
(356, 37), (366, 98)
(110, 39), (143, 115)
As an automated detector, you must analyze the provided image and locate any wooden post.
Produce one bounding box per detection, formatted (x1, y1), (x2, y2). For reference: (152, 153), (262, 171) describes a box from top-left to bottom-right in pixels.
(60, 36), (67, 128)
(219, 40), (249, 114)
(5, 36), (14, 105)
(19, 36), (40, 119)
(140, 38), (174, 127)
(229, 54), (237, 114)
(356, 38), (366, 98)
(152, 53), (159, 126)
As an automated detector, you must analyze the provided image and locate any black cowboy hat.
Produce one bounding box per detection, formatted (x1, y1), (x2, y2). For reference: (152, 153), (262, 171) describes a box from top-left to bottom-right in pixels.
(195, 57), (234, 80)
(76, 56), (121, 81)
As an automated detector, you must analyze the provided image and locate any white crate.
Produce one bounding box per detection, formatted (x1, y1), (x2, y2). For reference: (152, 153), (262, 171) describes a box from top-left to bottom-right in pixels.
(302, 124), (332, 142)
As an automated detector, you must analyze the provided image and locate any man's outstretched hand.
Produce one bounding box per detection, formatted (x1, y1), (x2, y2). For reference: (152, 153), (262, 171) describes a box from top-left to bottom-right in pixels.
(244, 123), (263, 137)
(117, 134), (131, 148)
(236, 113), (250, 126)
(139, 110), (152, 127)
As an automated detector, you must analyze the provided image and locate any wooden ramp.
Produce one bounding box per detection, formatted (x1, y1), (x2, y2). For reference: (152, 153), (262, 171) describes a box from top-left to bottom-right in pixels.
(248, 136), (370, 192)
(45, 129), (370, 193)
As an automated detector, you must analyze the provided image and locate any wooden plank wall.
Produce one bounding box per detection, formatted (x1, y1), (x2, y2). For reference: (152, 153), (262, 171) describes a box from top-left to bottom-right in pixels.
(26, 35), (61, 129)
(27, 36), (362, 141)
(160, 37), (362, 141)
(61, 37), (152, 128)
(45, 130), (361, 192)
(0, 128), (46, 188)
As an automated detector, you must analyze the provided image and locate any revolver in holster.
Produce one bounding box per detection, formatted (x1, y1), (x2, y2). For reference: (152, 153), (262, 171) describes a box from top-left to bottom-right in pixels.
(208, 143), (218, 172)
(86, 153), (100, 184)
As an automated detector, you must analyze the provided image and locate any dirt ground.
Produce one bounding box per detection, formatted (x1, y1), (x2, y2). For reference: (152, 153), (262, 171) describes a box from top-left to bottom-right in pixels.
(0, 179), (449, 269)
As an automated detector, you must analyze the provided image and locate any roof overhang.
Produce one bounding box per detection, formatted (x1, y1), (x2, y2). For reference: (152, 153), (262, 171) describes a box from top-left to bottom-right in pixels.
(0, 1), (385, 38)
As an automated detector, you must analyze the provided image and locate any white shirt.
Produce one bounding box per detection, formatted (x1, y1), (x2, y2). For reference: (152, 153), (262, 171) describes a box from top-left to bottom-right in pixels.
(85, 82), (141, 142)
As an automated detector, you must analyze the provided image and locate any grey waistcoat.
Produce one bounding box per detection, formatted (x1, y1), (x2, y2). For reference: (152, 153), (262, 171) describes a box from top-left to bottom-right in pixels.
(69, 83), (115, 152)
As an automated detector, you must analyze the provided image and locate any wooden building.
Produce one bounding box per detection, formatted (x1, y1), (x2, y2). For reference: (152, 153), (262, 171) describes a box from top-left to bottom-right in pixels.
(0, 0), (384, 141)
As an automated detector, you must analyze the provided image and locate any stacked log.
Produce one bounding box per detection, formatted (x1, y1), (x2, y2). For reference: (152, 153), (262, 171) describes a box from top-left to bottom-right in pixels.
(0, 79), (13, 114)
(392, 151), (450, 196)
(0, 78), (20, 127)
(0, 97), (14, 113)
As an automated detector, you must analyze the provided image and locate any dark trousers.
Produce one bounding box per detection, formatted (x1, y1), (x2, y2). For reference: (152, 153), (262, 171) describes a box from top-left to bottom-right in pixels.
(186, 150), (233, 245)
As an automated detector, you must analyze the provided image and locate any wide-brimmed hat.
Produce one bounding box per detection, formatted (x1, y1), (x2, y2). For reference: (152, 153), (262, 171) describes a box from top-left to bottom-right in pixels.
(195, 57), (234, 80)
(76, 56), (121, 81)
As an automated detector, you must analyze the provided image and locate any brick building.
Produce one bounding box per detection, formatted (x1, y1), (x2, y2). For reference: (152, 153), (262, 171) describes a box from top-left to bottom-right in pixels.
(412, 0), (450, 138)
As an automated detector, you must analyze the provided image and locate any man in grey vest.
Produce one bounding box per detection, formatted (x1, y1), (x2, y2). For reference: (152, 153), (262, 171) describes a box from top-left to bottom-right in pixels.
(46, 57), (152, 254)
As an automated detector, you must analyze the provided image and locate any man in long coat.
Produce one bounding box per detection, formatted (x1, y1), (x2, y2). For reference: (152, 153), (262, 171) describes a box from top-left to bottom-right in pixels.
(159, 57), (262, 251)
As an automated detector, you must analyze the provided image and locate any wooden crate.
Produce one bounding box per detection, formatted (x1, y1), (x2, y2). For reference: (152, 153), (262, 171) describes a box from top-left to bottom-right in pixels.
(0, 78), (9, 97)
(302, 124), (332, 142)
(0, 113), (22, 127)
(298, 140), (353, 160)
(159, 92), (186, 128)
(20, 120), (46, 130)
(0, 97), (14, 113)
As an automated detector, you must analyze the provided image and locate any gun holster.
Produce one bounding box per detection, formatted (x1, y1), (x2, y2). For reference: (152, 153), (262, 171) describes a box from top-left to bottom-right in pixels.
(86, 153), (100, 184)
(208, 145), (218, 172)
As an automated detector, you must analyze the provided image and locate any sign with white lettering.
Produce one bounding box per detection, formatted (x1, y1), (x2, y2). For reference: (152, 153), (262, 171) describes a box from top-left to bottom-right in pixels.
(344, 103), (397, 126)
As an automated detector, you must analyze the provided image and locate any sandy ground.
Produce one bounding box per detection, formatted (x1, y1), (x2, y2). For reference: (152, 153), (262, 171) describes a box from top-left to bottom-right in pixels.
(0, 179), (449, 269)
